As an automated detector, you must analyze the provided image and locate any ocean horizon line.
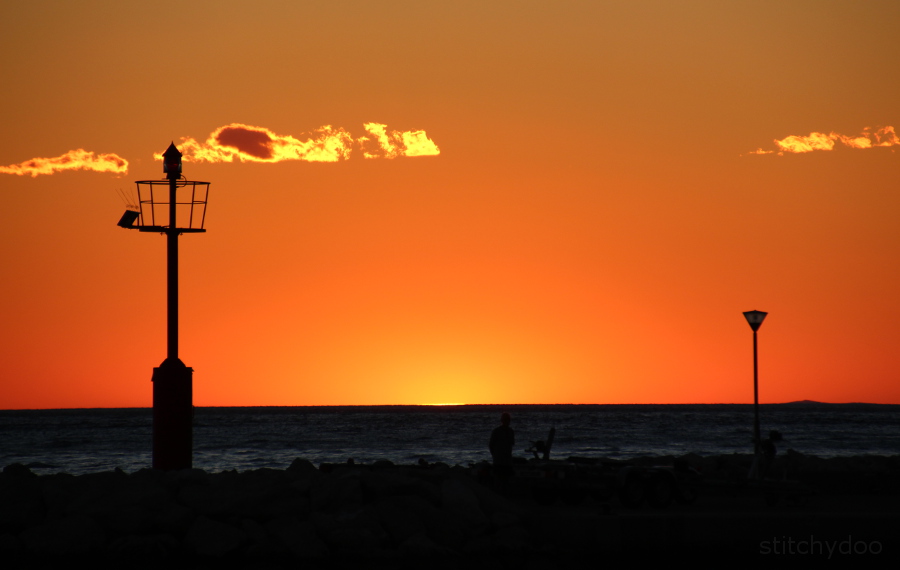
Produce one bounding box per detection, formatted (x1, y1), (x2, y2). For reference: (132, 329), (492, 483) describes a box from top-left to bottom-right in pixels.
(3, 400), (896, 412)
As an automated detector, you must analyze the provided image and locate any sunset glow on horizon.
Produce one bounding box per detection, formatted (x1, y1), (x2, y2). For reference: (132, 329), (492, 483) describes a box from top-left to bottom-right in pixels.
(2, 1), (899, 409)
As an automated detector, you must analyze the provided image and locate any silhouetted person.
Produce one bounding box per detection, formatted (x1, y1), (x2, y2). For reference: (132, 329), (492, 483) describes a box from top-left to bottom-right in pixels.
(759, 429), (782, 478)
(749, 429), (783, 479)
(489, 412), (515, 486)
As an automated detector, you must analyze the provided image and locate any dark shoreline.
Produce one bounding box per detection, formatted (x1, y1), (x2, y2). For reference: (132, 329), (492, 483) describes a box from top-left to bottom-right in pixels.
(2, 452), (899, 566)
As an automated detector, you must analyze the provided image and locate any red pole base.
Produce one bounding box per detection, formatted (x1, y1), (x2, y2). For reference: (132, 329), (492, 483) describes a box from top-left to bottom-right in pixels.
(152, 358), (193, 470)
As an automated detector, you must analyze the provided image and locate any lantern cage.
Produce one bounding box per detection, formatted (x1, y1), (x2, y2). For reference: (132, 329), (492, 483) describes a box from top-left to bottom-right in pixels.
(123, 179), (210, 233)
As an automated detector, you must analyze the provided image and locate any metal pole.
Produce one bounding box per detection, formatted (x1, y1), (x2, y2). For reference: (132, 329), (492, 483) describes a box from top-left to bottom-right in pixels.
(167, 176), (178, 361)
(752, 329), (760, 451)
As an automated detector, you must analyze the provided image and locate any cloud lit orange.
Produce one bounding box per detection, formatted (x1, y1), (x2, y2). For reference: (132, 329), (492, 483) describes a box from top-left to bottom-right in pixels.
(747, 126), (898, 155)
(162, 123), (440, 164)
(0, 149), (128, 177)
(358, 123), (441, 158)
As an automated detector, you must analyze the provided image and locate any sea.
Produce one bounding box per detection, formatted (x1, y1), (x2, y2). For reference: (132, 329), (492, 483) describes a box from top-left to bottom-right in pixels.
(0, 403), (898, 476)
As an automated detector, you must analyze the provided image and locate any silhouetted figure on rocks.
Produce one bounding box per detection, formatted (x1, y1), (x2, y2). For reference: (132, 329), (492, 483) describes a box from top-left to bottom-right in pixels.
(490, 412), (515, 487)
(760, 429), (782, 477)
(749, 429), (783, 479)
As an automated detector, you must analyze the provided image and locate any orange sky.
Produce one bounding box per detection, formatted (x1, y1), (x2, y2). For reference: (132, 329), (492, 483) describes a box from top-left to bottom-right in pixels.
(2, 1), (899, 408)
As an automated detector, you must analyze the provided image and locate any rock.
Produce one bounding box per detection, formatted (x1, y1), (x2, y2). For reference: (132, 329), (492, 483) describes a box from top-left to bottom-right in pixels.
(490, 510), (521, 529)
(107, 533), (179, 558)
(160, 467), (210, 490)
(310, 470), (363, 511)
(185, 515), (248, 557)
(240, 517), (268, 541)
(0, 532), (23, 556)
(37, 473), (76, 520)
(287, 457), (319, 477)
(153, 500), (194, 533)
(422, 509), (469, 550)
(398, 531), (453, 557)
(265, 516), (329, 559)
(441, 477), (489, 531)
(491, 524), (530, 553)
(233, 468), (311, 519)
(178, 477), (234, 516)
(312, 505), (390, 553)
(0, 466), (44, 532)
(372, 496), (430, 545)
(64, 470), (169, 536)
(18, 515), (105, 556)
(359, 468), (441, 506)
(2, 464), (36, 479)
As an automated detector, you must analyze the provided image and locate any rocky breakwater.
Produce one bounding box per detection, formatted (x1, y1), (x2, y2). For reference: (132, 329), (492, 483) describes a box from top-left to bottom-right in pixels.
(0, 459), (592, 567)
(4, 453), (899, 566)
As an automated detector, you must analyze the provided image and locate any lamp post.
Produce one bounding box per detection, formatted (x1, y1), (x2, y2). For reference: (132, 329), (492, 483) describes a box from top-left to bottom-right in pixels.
(743, 310), (767, 455)
(118, 142), (210, 470)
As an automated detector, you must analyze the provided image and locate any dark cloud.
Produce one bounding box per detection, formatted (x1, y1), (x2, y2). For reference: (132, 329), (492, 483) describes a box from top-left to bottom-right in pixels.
(214, 126), (275, 159)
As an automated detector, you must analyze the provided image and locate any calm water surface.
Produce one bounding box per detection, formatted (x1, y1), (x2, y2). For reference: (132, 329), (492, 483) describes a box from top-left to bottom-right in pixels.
(0, 404), (897, 475)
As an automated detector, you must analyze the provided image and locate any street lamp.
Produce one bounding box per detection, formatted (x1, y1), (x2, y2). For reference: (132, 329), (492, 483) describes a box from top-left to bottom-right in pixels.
(118, 142), (210, 470)
(743, 310), (767, 459)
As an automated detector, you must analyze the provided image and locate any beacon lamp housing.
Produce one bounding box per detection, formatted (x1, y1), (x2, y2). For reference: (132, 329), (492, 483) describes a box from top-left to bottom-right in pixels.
(162, 142), (183, 180)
